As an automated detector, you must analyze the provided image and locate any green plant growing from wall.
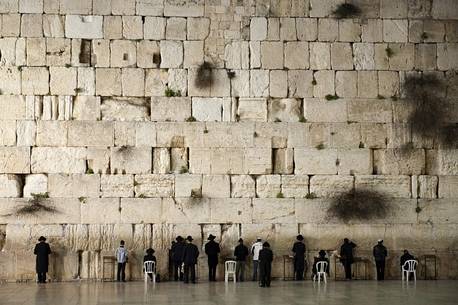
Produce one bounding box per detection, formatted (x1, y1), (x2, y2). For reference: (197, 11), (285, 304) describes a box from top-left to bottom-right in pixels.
(332, 3), (361, 19)
(276, 192), (284, 198)
(298, 115), (307, 123)
(195, 61), (214, 88)
(305, 192), (317, 199)
(385, 47), (394, 58)
(315, 143), (325, 150)
(179, 166), (189, 174)
(327, 190), (390, 223)
(15, 193), (58, 216)
(325, 94), (339, 101)
(226, 70), (236, 79)
(165, 87), (182, 97)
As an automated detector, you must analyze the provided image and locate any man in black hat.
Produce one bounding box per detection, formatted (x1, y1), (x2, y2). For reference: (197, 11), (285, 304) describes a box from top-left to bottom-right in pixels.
(172, 236), (185, 281)
(373, 239), (388, 280)
(292, 235), (306, 280)
(340, 238), (357, 280)
(234, 238), (249, 281)
(204, 234), (220, 281)
(143, 248), (157, 281)
(182, 236), (199, 284)
(258, 242), (273, 287)
(312, 250), (330, 280)
(34, 236), (51, 283)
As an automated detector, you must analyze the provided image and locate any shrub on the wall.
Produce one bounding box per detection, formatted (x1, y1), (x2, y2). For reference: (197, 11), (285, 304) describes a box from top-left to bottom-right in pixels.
(195, 61), (214, 88)
(14, 193), (58, 216)
(332, 3), (361, 19)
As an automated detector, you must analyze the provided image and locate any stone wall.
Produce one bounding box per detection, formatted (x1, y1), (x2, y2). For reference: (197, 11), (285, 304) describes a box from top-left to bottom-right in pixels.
(0, 0), (457, 281)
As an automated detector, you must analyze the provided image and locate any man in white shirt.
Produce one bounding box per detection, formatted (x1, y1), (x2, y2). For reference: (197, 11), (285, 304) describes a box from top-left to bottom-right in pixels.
(115, 240), (128, 282)
(251, 237), (263, 281)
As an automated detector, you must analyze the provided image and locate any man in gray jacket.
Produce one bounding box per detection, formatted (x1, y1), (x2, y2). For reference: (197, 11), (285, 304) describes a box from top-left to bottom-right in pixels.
(116, 240), (128, 282)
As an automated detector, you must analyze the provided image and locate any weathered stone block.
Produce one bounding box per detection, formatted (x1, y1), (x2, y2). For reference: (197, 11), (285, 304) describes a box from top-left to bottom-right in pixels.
(355, 175), (411, 198)
(144, 17), (166, 40)
(281, 175), (309, 198)
(192, 98), (225, 122)
(31, 147), (85, 174)
(116, 120), (136, 145)
(269, 70), (287, 98)
(357, 71), (378, 98)
(68, 121), (113, 147)
(81, 198), (120, 224)
(187, 18), (209, 40)
(260, 41), (283, 69)
(0, 120), (16, 146)
(95, 68), (121, 96)
(426, 149), (458, 175)
(336, 71), (357, 97)
(250, 17), (267, 41)
(120, 198), (161, 223)
(374, 149), (425, 175)
(295, 149), (338, 175)
(121, 68), (144, 97)
(256, 175), (281, 198)
(166, 17), (186, 40)
(362, 19), (383, 42)
(310, 42), (330, 70)
(267, 17), (279, 40)
(414, 44), (437, 71)
(313, 70), (335, 97)
(160, 40), (183, 68)
(383, 19), (408, 42)
(101, 174), (134, 198)
(153, 148), (170, 174)
(231, 175), (255, 198)
(0, 174), (21, 197)
(388, 43), (415, 70)
(329, 123), (361, 149)
(244, 148), (272, 174)
(48, 174), (100, 198)
(431, 0), (458, 19)
(296, 18), (317, 41)
(111, 40), (136, 68)
(36, 121), (67, 147)
(103, 16), (122, 39)
(414, 175), (438, 199)
(280, 17), (297, 41)
(353, 43), (375, 70)
(0, 67), (20, 94)
(151, 97), (191, 122)
(237, 98), (267, 122)
(23, 174), (47, 197)
(86, 148), (109, 174)
(16, 120), (36, 146)
(304, 98), (347, 123)
(170, 147), (187, 173)
(184, 41), (204, 68)
(91, 39), (110, 67)
(309, 175), (354, 198)
(101, 97), (149, 121)
(437, 43), (458, 70)
(338, 149), (373, 175)
(252, 198), (295, 224)
(21, 13), (43, 37)
(438, 176), (458, 198)
(331, 43), (353, 70)
(175, 174), (202, 197)
(288, 70), (313, 98)
(202, 175), (230, 198)
(65, 15), (103, 39)
(339, 19), (361, 42)
(284, 41), (309, 70)
(72, 96), (101, 121)
(378, 71), (399, 97)
(134, 174), (173, 198)
(348, 99), (392, 123)
(249, 70), (269, 97)
(318, 18), (338, 42)
(122, 16), (143, 39)
(111, 147), (152, 174)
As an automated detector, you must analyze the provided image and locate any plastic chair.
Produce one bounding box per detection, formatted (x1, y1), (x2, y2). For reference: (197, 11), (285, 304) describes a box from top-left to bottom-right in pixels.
(144, 261), (156, 283)
(313, 261), (328, 283)
(225, 261), (237, 283)
(402, 260), (417, 282)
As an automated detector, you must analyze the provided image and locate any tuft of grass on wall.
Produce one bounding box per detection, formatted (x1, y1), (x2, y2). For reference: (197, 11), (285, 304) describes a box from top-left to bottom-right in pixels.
(332, 3), (362, 19)
(195, 61), (214, 89)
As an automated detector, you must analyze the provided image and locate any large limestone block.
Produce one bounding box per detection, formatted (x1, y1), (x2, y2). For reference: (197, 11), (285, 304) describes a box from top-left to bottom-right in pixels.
(339, 19), (361, 42)
(416, 175), (438, 199)
(36, 121), (67, 147)
(252, 198), (296, 224)
(414, 44), (437, 71)
(310, 42), (330, 70)
(110, 40), (136, 68)
(304, 98), (347, 123)
(313, 70), (335, 97)
(310, 175), (354, 198)
(72, 96), (101, 121)
(0, 120), (16, 146)
(438, 176), (458, 198)
(388, 43), (414, 70)
(273, 148), (294, 174)
(230, 175), (255, 198)
(137, 40), (160, 68)
(21, 67), (49, 95)
(331, 42), (353, 70)
(329, 123), (361, 149)
(86, 148), (109, 174)
(81, 198), (120, 224)
(164, 0), (204, 17)
(21, 13), (43, 37)
(135, 122), (156, 147)
(203, 122), (254, 148)
(184, 41), (204, 68)
(237, 98), (267, 122)
(256, 175), (281, 198)
(151, 97), (191, 122)
(65, 15), (103, 39)
(101, 174), (134, 198)
(192, 98), (225, 122)
(0, 95), (26, 120)
(432, 0), (458, 19)
(95, 68), (121, 96)
(309, 0), (343, 17)
(0, 67), (20, 94)
(357, 71), (378, 98)
(281, 175), (309, 198)
(418, 199), (458, 224)
(120, 198), (161, 224)
(175, 174), (202, 197)
(48, 174), (100, 198)
(296, 18), (317, 41)
(268, 98), (302, 122)
(17, 120), (36, 146)
(284, 41), (309, 69)
(122, 16), (143, 40)
(353, 43), (375, 70)
(295, 149), (338, 175)
(161, 197), (210, 224)
(91, 39), (110, 67)
(288, 70), (313, 98)
(336, 71), (357, 97)
(135, 174), (174, 197)
(269, 70), (287, 98)
(355, 175), (411, 198)
(121, 68), (145, 96)
(426, 149), (458, 175)
(383, 19), (408, 42)
(207, 148), (245, 174)
(152, 148), (170, 174)
(437, 43), (458, 70)
(249, 70), (269, 97)
(160, 40), (183, 68)
(362, 19), (383, 42)
(318, 18), (338, 41)
(170, 147), (187, 173)
(337, 149), (373, 175)
(111, 147), (152, 174)
(250, 17), (267, 41)
(0, 174), (21, 197)
(260, 41), (283, 69)
(348, 99), (393, 123)
(0, 147), (30, 174)
(101, 97), (149, 121)
(202, 175), (230, 198)
(374, 149), (425, 175)
(67, 121), (114, 147)
(244, 148), (272, 174)
(210, 198), (252, 224)
(23, 174), (47, 197)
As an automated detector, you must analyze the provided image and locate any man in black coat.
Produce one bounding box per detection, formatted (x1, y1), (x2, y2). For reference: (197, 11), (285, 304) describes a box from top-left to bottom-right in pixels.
(182, 235), (199, 284)
(373, 239), (388, 280)
(340, 238), (357, 280)
(204, 234), (220, 281)
(172, 236), (186, 281)
(312, 250), (330, 279)
(400, 249), (415, 268)
(34, 236), (51, 283)
(234, 238), (249, 281)
(292, 235), (306, 280)
(259, 242), (273, 287)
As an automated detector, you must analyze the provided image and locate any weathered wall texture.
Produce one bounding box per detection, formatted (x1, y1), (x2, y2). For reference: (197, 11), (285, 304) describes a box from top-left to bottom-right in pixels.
(0, 0), (457, 281)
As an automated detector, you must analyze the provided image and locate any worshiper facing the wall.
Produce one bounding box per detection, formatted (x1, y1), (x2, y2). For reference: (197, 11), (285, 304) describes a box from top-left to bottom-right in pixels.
(340, 238), (357, 280)
(115, 240), (128, 282)
(234, 238), (249, 282)
(292, 234), (306, 281)
(183, 235), (199, 284)
(143, 248), (157, 281)
(258, 242), (273, 287)
(171, 236), (186, 281)
(204, 234), (221, 282)
(34, 236), (51, 284)
(312, 250), (330, 280)
(251, 237), (263, 281)
(373, 239), (388, 280)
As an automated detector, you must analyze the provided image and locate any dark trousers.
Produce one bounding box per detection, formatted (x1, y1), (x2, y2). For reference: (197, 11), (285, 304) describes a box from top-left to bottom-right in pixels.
(117, 262), (126, 281)
(173, 262), (183, 281)
(342, 260), (352, 279)
(236, 261), (246, 281)
(376, 260), (385, 280)
(184, 264), (196, 283)
(37, 272), (47, 283)
(294, 267), (304, 280)
(208, 264), (217, 281)
(259, 262), (271, 287)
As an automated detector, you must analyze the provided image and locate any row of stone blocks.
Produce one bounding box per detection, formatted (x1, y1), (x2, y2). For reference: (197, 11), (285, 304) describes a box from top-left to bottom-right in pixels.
(1, 222), (457, 280)
(1, 0), (458, 20)
(1, 172), (457, 199)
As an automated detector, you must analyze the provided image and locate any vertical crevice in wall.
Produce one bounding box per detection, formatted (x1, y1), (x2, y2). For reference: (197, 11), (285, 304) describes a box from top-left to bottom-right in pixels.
(79, 39), (92, 65)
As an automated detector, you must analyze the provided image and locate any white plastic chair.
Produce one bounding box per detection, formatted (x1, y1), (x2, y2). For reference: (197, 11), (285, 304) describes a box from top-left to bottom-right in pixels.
(313, 261), (328, 283)
(144, 261), (156, 283)
(402, 260), (417, 282)
(225, 261), (236, 283)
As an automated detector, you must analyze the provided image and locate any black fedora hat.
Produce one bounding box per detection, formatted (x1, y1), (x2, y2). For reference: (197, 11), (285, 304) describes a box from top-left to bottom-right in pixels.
(146, 248), (155, 254)
(238, 238), (243, 243)
(208, 234), (216, 240)
(296, 234), (304, 241)
(186, 235), (193, 241)
(38, 236), (46, 241)
(176, 235), (184, 242)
